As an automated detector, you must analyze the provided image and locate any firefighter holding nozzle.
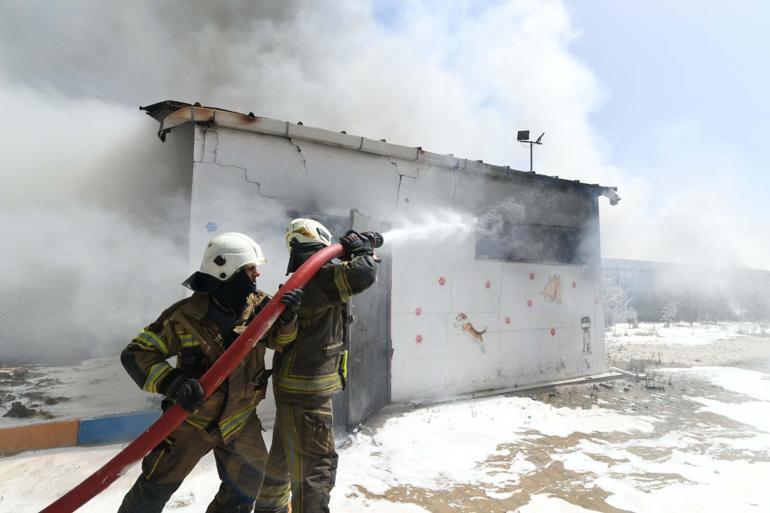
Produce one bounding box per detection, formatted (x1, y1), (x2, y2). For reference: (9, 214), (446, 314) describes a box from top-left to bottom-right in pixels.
(255, 219), (381, 513)
(118, 233), (303, 513)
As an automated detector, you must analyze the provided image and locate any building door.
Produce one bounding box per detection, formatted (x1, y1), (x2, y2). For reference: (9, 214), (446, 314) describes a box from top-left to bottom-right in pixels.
(346, 209), (392, 429)
(294, 210), (391, 434)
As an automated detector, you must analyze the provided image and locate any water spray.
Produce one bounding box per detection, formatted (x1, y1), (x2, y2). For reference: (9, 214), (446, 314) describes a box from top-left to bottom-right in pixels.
(380, 211), (479, 245)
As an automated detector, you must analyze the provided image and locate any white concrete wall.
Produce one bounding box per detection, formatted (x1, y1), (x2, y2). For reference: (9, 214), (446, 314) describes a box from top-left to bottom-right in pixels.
(187, 125), (606, 407)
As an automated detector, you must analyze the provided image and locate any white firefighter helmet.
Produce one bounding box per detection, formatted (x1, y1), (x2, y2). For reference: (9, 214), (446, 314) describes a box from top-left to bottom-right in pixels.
(285, 218), (332, 250)
(183, 232), (266, 291)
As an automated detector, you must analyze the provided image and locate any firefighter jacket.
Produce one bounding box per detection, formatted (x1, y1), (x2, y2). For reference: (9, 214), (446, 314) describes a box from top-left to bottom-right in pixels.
(121, 290), (298, 442)
(272, 254), (377, 404)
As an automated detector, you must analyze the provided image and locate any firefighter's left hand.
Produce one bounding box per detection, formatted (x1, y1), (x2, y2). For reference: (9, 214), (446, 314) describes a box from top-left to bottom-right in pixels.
(278, 288), (303, 325)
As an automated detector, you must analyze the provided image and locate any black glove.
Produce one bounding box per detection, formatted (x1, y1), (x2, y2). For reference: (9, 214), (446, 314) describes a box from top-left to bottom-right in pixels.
(165, 376), (205, 413)
(339, 230), (374, 258)
(278, 288), (303, 325)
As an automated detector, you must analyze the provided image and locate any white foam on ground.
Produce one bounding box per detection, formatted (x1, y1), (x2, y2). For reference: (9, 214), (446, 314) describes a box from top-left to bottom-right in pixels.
(2, 360), (769, 511)
(333, 496), (431, 513)
(557, 439), (770, 512)
(0, 443), (227, 512)
(517, 494), (601, 513)
(669, 366), (770, 401)
(597, 458), (770, 513)
(664, 366), (770, 432)
(336, 395), (656, 494)
(685, 395), (770, 433)
(481, 452), (538, 489)
(556, 367), (770, 513)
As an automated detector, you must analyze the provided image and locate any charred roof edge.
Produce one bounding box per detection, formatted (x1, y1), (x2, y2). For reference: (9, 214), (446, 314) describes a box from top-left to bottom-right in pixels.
(140, 100), (619, 199)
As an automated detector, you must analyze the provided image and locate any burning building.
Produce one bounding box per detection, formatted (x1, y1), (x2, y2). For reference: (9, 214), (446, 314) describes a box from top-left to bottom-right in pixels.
(140, 100), (620, 428)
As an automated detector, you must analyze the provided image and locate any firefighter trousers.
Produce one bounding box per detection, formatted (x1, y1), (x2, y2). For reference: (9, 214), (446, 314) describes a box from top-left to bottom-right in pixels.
(254, 399), (337, 513)
(117, 413), (268, 513)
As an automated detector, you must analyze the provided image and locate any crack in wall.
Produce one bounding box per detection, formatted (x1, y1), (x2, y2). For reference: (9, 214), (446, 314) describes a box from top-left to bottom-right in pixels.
(198, 128), (207, 163)
(395, 173), (405, 210)
(288, 138), (309, 172)
(211, 161), (290, 201)
(205, 128), (289, 201)
(387, 157), (400, 174)
(390, 157), (419, 210)
(211, 129), (219, 163)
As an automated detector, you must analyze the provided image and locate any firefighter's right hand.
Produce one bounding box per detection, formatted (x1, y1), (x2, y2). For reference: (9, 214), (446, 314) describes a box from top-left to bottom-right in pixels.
(166, 376), (205, 412)
(339, 230), (374, 258)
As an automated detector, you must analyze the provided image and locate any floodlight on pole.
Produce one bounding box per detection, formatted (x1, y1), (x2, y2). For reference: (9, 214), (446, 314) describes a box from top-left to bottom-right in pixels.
(517, 130), (545, 172)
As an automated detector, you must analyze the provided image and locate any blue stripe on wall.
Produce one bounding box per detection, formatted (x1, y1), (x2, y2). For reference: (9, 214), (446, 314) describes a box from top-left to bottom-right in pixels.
(77, 410), (161, 445)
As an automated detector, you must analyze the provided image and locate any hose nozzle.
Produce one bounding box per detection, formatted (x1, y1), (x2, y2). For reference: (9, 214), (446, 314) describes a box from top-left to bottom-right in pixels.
(361, 231), (384, 248)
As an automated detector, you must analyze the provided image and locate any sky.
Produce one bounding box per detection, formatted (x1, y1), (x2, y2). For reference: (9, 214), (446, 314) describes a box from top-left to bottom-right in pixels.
(566, 0), (770, 263)
(568, 0), (770, 177)
(0, 0), (768, 361)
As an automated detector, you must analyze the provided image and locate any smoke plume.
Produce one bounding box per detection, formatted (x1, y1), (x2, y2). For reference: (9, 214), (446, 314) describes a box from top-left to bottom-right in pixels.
(0, 0), (765, 361)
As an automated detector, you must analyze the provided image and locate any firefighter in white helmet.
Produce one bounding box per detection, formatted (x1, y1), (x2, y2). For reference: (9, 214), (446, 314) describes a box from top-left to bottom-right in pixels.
(256, 219), (380, 513)
(118, 232), (303, 513)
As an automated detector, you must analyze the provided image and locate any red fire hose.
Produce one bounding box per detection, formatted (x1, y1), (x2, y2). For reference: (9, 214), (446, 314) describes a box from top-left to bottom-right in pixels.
(42, 243), (345, 513)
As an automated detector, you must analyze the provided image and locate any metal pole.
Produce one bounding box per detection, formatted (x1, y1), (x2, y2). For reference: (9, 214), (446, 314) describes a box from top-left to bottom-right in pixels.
(529, 142), (533, 172)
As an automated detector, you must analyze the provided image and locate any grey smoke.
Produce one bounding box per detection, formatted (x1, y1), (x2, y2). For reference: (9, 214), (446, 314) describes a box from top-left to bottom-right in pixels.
(0, 1), (305, 105)
(1, 1), (766, 363)
(0, 91), (192, 364)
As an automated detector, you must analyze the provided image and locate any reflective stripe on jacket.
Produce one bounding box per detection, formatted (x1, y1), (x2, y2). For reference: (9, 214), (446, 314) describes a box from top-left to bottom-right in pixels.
(122, 290), (297, 442)
(273, 254), (376, 403)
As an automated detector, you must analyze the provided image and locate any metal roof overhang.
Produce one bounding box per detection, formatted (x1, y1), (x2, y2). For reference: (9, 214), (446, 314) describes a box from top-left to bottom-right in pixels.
(140, 100), (620, 204)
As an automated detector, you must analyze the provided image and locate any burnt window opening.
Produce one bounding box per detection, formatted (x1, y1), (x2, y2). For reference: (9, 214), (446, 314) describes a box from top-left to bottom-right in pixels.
(475, 222), (584, 265)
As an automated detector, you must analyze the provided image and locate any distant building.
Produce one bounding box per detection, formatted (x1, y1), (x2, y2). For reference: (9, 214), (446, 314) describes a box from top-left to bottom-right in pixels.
(602, 258), (770, 323)
(141, 100), (620, 428)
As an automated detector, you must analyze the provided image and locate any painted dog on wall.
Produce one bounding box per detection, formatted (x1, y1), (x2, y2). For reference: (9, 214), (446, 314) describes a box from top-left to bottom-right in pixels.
(455, 313), (486, 353)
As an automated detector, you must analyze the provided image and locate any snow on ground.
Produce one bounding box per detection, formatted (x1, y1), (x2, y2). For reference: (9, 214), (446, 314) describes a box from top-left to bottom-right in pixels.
(0, 358), (156, 426)
(516, 495), (603, 513)
(685, 395), (770, 433)
(335, 395), (656, 495)
(3, 365), (769, 513)
(605, 321), (768, 347)
(334, 363), (770, 512)
(2, 326), (770, 512)
(606, 322), (770, 373)
(672, 366), (770, 401)
(0, 395), (657, 512)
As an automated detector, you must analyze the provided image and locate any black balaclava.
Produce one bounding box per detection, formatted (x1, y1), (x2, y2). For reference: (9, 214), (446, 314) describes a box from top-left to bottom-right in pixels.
(207, 268), (256, 347)
(286, 241), (326, 274)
